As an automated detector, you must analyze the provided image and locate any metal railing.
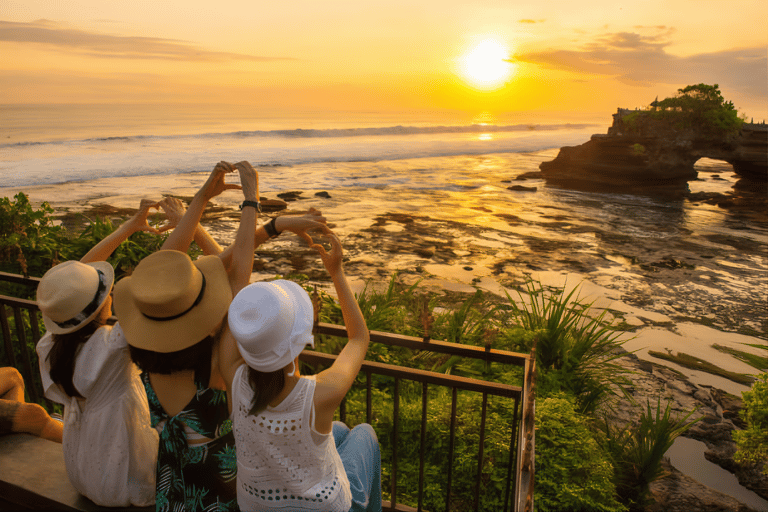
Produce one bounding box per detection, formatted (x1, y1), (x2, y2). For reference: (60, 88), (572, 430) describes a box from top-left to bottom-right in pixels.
(0, 272), (535, 511)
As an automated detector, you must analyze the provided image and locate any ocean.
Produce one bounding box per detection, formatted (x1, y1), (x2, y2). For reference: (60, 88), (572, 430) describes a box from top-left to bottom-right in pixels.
(0, 103), (601, 189)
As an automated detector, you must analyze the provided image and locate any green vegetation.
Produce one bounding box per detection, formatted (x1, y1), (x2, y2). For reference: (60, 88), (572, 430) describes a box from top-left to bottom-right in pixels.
(1, 193), (702, 511)
(733, 373), (768, 475)
(599, 399), (699, 511)
(648, 350), (756, 385)
(623, 84), (745, 138)
(713, 344), (768, 372)
(631, 144), (646, 156)
(0, 192), (196, 297)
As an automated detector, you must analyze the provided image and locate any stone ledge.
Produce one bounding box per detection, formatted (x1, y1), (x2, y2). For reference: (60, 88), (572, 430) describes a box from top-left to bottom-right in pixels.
(0, 433), (151, 511)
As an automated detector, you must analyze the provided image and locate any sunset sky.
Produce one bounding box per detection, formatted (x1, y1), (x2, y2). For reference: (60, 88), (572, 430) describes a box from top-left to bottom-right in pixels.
(2, 0), (767, 120)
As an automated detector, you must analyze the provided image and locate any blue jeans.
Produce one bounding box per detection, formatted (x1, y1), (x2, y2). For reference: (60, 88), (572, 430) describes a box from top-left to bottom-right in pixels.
(333, 422), (383, 512)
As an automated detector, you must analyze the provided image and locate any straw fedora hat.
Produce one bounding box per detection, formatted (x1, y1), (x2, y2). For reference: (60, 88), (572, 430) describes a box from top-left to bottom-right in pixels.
(113, 250), (232, 353)
(37, 260), (115, 335)
(228, 280), (314, 373)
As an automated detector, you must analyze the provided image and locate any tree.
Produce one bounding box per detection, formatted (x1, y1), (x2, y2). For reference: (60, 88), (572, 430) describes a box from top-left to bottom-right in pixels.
(653, 83), (744, 136)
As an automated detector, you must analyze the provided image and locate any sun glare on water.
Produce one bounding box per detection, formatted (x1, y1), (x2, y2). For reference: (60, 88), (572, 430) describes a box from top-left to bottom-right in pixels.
(458, 39), (515, 91)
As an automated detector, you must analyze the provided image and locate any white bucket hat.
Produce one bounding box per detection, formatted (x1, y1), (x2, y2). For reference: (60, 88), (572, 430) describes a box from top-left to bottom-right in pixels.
(228, 280), (314, 373)
(37, 260), (115, 334)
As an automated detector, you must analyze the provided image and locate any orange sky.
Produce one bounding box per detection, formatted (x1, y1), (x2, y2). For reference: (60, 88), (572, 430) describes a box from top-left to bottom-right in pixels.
(2, 0), (767, 120)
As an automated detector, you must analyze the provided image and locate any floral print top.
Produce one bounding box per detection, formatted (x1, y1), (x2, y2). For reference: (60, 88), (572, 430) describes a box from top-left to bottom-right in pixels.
(142, 364), (239, 512)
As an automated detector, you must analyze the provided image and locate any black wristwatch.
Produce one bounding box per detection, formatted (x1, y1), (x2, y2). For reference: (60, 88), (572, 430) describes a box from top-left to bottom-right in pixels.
(240, 200), (262, 212)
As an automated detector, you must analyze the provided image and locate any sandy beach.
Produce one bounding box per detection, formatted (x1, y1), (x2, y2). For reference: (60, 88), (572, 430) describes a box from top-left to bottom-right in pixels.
(3, 153), (766, 398)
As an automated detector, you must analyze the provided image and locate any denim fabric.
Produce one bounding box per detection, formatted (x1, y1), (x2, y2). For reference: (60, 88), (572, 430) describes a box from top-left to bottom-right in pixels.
(332, 422), (383, 512)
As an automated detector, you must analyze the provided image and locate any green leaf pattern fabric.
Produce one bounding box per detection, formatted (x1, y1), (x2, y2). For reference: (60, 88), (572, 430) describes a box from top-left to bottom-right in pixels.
(142, 370), (239, 512)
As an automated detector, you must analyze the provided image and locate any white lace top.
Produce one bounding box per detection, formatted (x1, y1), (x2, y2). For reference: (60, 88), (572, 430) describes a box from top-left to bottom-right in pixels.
(36, 323), (158, 507)
(232, 365), (352, 511)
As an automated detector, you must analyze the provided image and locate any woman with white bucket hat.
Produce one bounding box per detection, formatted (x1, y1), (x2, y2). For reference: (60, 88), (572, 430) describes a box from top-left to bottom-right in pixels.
(221, 227), (382, 512)
(36, 199), (162, 507)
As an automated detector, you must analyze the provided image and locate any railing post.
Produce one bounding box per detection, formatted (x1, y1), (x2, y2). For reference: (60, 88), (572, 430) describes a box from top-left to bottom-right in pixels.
(0, 304), (17, 368)
(417, 382), (428, 512)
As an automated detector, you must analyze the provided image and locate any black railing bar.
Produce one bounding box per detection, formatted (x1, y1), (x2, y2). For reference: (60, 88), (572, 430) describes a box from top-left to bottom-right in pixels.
(445, 386), (457, 512)
(417, 381), (428, 512)
(300, 352), (522, 398)
(392, 378), (400, 509)
(0, 294), (38, 308)
(29, 308), (41, 344)
(0, 272), (41, 287)
(366, 371), (372, 425)
(1, 305), (18, 369)
(14, 307), (39, 405)
(315, 323), (529, 366)
(340, 397), (347, 424)
(503, 397), (521, 512)
(474, 392), (488, 512)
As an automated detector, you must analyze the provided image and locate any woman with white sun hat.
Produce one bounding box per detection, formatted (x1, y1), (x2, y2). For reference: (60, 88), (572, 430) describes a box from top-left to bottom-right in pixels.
(36, 199), (162, 507)
(220, 226), (382, 512)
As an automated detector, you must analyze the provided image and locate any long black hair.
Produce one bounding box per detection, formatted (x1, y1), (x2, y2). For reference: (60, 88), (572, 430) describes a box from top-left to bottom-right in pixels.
(47, 321), (105, 398)
(128, 335), (215, 375)
(247, 366), (285, 416)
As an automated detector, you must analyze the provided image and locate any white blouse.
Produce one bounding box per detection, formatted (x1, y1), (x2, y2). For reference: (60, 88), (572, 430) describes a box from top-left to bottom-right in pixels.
(232, 366), (352, 511)
(37, 323), (158, 507)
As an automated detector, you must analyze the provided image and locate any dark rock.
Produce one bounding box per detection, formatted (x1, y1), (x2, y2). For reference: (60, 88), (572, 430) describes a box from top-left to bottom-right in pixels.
(277, 191), (303, 201)
(314, 191), (332, 198)
(539, 111), (768, 188)
(516, 171), (544, 180)
(261, 199), (288, 212)
(508, 185), (537, 192)
(647, 459), (762, 512)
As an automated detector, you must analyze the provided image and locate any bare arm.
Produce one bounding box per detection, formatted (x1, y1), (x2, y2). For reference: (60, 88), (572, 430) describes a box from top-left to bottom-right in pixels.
(219, 161), (259, 411)
(161, 161), (240, 252)
(157, 197), (224, 256)
(80, 199), (160, 263)
(311, 230), (370, 421)
(218, 208), (328, 264)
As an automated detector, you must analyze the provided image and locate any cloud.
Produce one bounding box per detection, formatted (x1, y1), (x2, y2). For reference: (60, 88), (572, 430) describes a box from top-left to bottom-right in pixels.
(519, 19), (545, 24)
(514, 30), (767, 99)
(0, 20), (295, 62)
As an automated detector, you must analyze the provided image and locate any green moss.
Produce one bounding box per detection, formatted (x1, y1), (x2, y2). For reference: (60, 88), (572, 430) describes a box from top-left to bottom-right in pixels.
(648, 350), (756, 385)
(713, 344), (768, 371)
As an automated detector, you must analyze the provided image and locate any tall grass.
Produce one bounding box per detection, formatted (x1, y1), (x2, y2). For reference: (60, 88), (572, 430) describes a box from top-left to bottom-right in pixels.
(501, 279), (631, 414)
(599, 399), (700, 511)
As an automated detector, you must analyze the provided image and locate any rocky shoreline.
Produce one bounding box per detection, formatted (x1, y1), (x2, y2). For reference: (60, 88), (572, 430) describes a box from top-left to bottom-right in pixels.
(611, 352), (767, 511)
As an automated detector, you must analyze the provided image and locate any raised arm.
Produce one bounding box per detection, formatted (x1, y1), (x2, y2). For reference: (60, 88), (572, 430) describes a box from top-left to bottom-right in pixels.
(80, 199), (160, 263)
(157, 197), (224, 256)
(311, 229), (370, 415)
(218, 208), (328, 265)
(161, 161), (240, 252)
(219, 162), (259, 409)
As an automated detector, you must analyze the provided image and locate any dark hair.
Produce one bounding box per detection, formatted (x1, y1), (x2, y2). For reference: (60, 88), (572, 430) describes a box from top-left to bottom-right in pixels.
(128, 335), (214, 375)
(47, 321), (105, 399)
(247, 366), (285, 416)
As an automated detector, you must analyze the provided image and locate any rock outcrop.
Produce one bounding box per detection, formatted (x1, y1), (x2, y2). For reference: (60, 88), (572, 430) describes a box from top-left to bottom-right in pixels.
(540, 109), (768, 188)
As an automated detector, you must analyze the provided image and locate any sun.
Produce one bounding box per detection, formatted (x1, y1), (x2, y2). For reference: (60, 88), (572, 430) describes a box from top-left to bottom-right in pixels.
(458, 39), (515, 90)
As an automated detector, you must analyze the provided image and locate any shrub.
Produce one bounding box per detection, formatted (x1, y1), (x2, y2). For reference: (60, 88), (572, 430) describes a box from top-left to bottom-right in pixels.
(535, 395), (626, 512)
(733, 373), (768, 474)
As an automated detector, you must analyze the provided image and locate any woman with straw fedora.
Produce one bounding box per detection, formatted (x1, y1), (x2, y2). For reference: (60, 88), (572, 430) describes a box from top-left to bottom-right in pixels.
(115, 161), (278, 512)
(36, 199), (162, 507)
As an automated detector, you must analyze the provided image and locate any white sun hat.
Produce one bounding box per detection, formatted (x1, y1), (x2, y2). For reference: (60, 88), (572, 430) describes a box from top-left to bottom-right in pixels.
(36, 260), (115, 334)
(228, 280), (315, 373)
